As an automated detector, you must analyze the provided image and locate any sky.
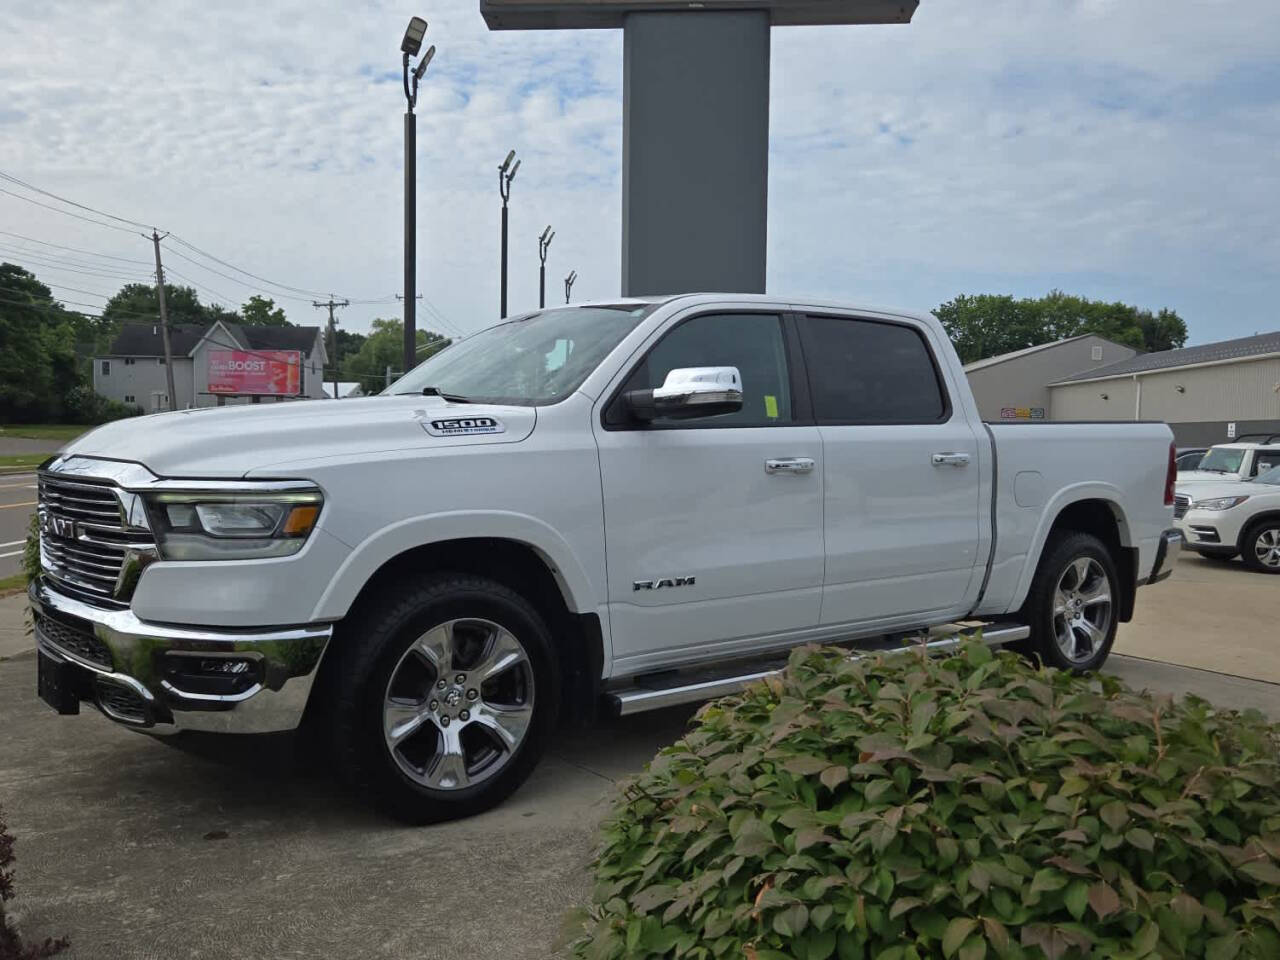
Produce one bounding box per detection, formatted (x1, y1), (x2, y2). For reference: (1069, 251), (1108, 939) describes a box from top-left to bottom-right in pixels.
(1, 0), (1277, 347)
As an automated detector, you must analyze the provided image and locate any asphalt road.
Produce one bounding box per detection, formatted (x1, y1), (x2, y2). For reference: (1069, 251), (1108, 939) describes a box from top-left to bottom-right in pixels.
(0, 472), (37, 579)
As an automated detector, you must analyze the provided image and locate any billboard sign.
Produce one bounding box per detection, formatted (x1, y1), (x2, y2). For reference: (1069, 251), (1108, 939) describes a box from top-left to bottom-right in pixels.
(208, 350), (301, 396)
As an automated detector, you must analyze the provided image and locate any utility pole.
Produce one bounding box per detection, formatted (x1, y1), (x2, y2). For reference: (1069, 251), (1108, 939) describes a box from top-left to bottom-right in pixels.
(148, 229), (177, 412)
(564, 269), (577, 305)
(538, 225), (554, 309)
(312, 297), (349, 399)
(401, 17), (435, 377)
(395, 293), (424, 370)
(498, 150), (519, 317)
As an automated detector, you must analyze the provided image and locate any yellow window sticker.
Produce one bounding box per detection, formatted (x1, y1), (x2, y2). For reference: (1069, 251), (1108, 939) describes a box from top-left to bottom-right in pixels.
(764, 395), (779, 419)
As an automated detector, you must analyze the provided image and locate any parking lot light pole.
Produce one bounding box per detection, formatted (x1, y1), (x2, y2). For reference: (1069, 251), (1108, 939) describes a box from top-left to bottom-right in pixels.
(538, 225), (554, 309)
(498, 150), (519, 317)
(401, 16), (434, 374)
(564, 269), (576, 304)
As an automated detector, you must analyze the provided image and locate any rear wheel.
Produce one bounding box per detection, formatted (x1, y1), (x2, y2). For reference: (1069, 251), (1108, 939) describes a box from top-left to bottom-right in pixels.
(328, 573), (559, 823)
(1022, 531), (1119, 672)
(1241, 520), (1280, 574)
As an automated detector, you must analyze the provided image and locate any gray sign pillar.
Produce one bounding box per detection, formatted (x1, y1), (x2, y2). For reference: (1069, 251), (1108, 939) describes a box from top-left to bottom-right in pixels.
(621, 12), (770, 297)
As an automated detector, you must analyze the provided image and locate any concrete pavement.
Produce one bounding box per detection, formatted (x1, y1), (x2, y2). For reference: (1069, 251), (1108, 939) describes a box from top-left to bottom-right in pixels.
(1, 551), (1276, 958)
(1116, 551), (1280, 684)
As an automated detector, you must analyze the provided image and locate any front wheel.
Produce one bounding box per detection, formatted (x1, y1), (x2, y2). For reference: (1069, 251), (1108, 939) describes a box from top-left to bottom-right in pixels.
(1022, 531), (1119, 672)
(1241, 520), (1280, 574)
(328, 573), (559, 823)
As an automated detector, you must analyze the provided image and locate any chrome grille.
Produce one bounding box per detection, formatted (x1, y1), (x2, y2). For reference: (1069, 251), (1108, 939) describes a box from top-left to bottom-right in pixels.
(38, 473), (156, 605)
(1173, 494), (1190, 520)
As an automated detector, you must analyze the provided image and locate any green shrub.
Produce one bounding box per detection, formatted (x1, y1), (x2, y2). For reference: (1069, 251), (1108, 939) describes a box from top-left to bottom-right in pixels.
(568, 643), (1280, 959)
(60, 385), (142, 425)
(22, 513), (38, 585)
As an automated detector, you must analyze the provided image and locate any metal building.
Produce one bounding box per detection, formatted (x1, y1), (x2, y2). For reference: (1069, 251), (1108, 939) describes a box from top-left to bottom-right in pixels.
(1047, 331), (1280, 445)
(963, 334), (1138, 423)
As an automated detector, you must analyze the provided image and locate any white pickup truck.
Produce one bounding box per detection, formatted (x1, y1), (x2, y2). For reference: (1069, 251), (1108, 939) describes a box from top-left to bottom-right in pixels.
(30, 295), (1180, 821)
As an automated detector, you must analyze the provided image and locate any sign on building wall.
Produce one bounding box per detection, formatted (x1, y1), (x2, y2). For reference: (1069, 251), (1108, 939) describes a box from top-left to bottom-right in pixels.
(208, 350), (301, 396)
(1000, 407), (1046, 420)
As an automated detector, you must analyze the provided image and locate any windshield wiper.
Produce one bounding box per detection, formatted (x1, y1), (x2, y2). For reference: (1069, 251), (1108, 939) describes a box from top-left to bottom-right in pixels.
(420, 386), (472, 403)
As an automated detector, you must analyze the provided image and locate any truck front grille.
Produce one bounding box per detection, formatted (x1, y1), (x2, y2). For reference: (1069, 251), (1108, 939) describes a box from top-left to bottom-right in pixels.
(37, 473), (156, 606)
(1173, 494), (1190, 520)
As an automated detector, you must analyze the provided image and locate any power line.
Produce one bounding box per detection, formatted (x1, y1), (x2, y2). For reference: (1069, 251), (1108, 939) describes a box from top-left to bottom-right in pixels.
(0, 249), (153, 283)
(0, 170), (152, 230)
(0, 186), (140, 235)
(160, 243), (318, 304)
(0, 242), (154, 278)
(169, 234), (344, 301)
(0, 230), (151, 265)
(161, 264), (242, 310)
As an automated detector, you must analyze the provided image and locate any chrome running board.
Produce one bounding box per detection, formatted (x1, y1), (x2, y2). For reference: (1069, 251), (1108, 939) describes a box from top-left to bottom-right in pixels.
(606, 622), (1030, 717)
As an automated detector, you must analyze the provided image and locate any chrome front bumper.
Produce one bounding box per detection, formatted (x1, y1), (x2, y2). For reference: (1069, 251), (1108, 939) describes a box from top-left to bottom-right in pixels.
(29, 577), (332, 735)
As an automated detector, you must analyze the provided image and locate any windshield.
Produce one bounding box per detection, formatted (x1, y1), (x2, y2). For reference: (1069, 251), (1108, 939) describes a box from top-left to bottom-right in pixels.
(386, 304), (656, 405)
(1195, 447), (1246, 474)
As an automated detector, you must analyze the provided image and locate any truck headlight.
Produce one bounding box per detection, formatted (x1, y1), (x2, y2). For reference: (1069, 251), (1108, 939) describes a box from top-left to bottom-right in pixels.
(146, 491), (322, 561)
(1192, 495), (1249, 512)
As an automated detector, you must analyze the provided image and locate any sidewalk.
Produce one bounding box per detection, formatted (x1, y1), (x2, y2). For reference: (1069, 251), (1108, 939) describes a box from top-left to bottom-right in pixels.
(0, 590), (30, 660)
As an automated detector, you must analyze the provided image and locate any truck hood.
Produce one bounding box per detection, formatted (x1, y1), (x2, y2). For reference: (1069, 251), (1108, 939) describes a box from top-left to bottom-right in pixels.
(61, 396), (536, 478)
(1176, 470), (1243, 484)
(1177, 479), (1256, 502)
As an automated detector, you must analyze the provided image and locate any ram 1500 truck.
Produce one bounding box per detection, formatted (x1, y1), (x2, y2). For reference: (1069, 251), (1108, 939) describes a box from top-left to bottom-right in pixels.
(30, 295), (1181, 821)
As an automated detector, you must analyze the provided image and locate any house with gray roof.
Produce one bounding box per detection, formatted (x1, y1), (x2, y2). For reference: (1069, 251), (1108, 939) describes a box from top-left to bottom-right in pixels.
(1047, 331), (1280, 445)
(94, 320), (328, 412)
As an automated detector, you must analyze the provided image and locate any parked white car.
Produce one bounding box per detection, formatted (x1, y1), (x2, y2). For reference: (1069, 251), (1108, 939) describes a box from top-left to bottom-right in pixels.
(30, 294), (1180, 821)
(1177, 438), (1280, 485)
(1175, 465), (1280, 572)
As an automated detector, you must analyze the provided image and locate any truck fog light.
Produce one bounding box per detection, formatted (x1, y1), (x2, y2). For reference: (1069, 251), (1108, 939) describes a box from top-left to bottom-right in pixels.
(161, 653), (262, 697)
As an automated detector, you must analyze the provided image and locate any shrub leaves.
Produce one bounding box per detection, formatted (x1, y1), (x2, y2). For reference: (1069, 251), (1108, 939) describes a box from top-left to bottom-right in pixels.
(569, 642), (1280, 959)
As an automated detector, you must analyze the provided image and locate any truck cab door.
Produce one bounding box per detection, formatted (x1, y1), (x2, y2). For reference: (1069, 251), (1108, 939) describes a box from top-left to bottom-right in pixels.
(593, 310), (824, 675)
(795, 312), (984, 629)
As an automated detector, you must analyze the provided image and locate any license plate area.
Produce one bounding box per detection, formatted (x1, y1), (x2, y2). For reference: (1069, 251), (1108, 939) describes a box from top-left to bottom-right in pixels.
(37, 649), (82, 715)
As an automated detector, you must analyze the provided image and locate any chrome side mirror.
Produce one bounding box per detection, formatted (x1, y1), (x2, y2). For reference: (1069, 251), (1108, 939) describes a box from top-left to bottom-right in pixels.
(625, 366), (743, 421)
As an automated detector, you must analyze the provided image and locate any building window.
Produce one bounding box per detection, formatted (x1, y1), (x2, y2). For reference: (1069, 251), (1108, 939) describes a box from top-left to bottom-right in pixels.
(124, 357), (135, 366)
(124, 395), (135, 403)
(1092, 346), (1104, 361)
(158, 357), (166, 365)
(101, 360), (110, 376)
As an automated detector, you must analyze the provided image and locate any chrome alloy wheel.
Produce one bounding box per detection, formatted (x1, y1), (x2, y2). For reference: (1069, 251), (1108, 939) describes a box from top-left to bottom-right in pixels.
(382, 618), (534, 791)
(1253, 527), (1280, 569)
(1052, 557), (1113, 665)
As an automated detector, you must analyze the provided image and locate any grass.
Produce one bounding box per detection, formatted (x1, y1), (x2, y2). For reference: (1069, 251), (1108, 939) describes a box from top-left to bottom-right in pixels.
(0, 454), (45, 473)
(0, 573), (27, 596)
(0, 423), (89, 442)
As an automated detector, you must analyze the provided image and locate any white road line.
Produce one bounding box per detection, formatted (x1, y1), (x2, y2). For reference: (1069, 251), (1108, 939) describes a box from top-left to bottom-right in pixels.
(0, 550), (22, 559)
(0, 475), (37, 484)
(0, 540), (25, 548)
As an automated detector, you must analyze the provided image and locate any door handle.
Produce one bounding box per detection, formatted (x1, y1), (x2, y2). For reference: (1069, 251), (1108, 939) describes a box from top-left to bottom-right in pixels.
(931, 452), (971, 467)
(765, 457), (815, 475)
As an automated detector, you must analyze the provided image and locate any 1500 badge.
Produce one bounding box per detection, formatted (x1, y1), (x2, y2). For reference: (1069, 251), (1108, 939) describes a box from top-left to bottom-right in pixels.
(421, 417), (505, 437)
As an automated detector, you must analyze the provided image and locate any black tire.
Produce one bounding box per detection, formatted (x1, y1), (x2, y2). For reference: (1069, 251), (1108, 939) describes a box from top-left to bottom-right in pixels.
(1021, 531), (1119, 672)
(1240, 519), (1280, 575)
(326, 573), (560, 823)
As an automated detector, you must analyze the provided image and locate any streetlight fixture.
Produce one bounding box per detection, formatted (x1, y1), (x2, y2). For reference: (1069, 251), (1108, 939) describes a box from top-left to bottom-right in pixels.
(537, 225), (554, 309)
(400, 16), (435, 375)
(564, 269), (577, 304)
(498, 150), (519, 317)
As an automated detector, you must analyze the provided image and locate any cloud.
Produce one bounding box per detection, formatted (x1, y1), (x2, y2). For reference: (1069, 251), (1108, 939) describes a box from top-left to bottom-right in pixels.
(0, 0), (1276, 345)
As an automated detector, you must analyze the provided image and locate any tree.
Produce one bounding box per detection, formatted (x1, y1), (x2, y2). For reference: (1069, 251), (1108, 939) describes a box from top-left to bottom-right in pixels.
(344, 318), (450, 395)
(0, 264), (80, 422)
(238, 295), (290, 327)
(934, 291), (1188, 364)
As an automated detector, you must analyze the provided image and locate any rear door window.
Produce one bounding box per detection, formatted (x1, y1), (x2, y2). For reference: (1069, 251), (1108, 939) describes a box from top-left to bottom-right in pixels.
(799, 315), (949, 424)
